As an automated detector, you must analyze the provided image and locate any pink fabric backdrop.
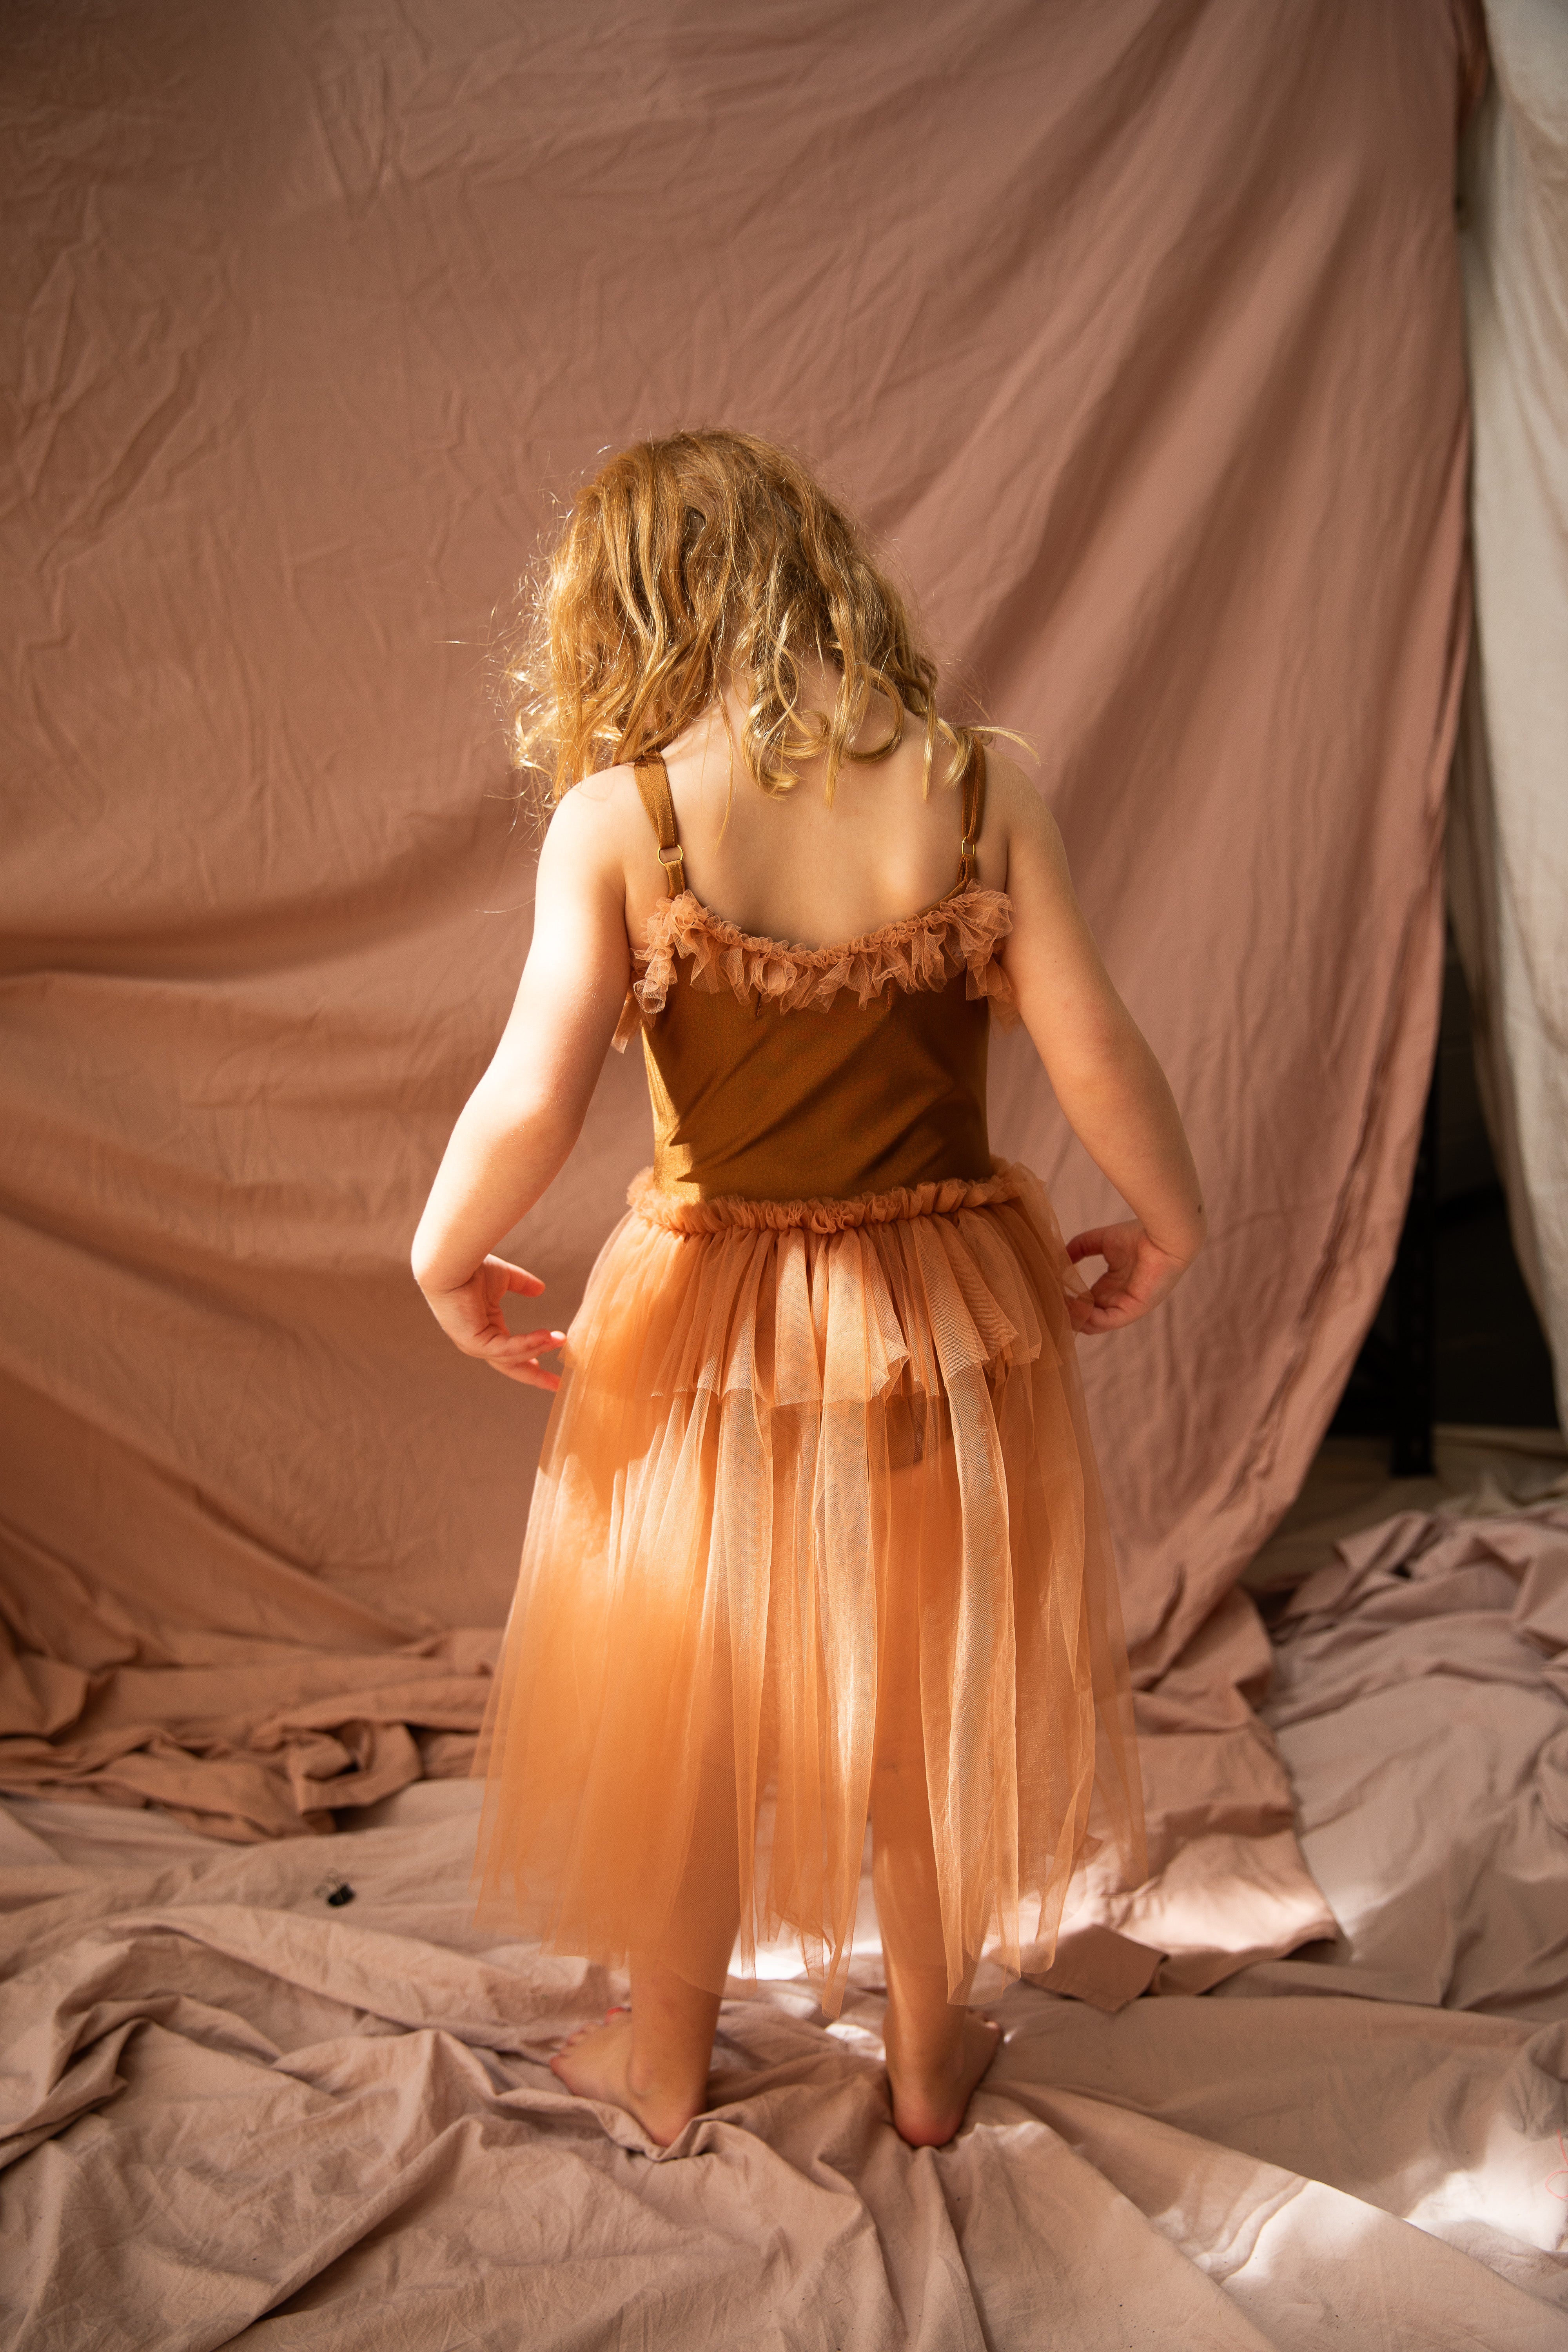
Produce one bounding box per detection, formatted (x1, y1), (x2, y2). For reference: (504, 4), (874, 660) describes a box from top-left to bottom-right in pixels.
(1, 2), (1476, 1834)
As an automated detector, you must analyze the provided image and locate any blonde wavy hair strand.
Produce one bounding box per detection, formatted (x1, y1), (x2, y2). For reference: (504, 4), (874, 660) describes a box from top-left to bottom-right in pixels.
(499, 428), (992, 815)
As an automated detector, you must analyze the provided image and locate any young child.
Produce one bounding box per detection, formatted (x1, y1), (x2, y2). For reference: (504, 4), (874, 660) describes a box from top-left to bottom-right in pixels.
(411, 429), (1205, 2152)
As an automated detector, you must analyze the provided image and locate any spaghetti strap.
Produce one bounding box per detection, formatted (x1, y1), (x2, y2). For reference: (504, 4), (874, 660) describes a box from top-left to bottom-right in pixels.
(637, 741), (980, 904)
(634, 754), (686, 898)
(956, 743), (987, 889)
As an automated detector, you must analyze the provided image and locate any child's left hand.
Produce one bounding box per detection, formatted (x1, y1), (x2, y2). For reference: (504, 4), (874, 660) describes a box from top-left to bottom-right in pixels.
(420, 1255), (566, 1389)
(1065, 1220), (1192, 1336)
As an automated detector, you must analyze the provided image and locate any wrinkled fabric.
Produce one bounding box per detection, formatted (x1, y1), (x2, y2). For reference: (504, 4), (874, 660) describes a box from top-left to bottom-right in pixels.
(1, 0), (1479, 1839)
(6, 1468), (1564, 2350)
(1221, 1496), (1568, 2018)
(475, 1164), (1145, 2013)
(5, 1470), (1568, 2352)
(1450, 0), (1568, 1426)
(0, 1632), (495, 1840)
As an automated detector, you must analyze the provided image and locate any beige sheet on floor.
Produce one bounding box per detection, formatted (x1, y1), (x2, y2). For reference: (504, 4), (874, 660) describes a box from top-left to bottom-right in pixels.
(1225, 1495), (1568, 2022)
(5, 1447), (1568, 2347)
(2, 0), (1483, 1929)
(6, 1472), (1568, 2352)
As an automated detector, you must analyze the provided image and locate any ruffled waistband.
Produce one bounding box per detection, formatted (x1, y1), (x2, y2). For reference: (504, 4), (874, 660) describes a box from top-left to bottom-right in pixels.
(628, 1162), (1027, 1236)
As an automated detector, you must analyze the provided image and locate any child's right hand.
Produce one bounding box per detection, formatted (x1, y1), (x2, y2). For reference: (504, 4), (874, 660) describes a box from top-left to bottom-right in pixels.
(1065, 1220), (1193, 1336)
(419, 1255), (566, 1390)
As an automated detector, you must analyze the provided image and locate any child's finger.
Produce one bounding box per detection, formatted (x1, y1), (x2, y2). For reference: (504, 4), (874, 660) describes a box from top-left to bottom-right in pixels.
(488, 1357), (562, 1391)
(1078, 1288), (1142, 1332)
(481, 1321), (566, 1384)
(494, 1261), (547, 1298)
(505, 1261), (555, 1298)
(479, 1326), (563, 1361)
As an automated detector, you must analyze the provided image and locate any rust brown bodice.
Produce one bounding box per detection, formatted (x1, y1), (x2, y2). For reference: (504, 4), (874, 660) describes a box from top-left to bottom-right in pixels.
(614, 749), (1018, 1206)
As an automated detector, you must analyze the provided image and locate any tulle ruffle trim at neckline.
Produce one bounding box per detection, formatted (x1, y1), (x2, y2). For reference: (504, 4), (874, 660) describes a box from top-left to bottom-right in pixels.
(617, 886), (1019, 1041)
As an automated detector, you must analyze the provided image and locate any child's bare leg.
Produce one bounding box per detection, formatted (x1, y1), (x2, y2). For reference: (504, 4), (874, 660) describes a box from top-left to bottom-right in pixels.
(552, 1770), (740, 2149)
(880, 1947), (1001, 2149)
(872, 1754), (1000, 2148)
(551, 1955), (722, 2148)
(870, 1466), (999, 2144)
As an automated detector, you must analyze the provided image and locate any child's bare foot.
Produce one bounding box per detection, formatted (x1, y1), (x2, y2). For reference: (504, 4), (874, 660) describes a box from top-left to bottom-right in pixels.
(550, 2007), (710, 2149)
(886, 2014), (1002, 2149)
(554, 2001), (629, 2057)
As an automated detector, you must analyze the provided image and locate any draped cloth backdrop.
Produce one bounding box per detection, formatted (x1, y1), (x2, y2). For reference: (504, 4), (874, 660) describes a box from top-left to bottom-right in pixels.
(1450, 0), (1568, 1434)
(0, 0), (1479, 1976)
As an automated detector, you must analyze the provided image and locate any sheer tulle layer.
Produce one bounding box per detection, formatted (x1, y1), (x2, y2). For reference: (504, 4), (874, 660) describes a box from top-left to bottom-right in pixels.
(473, 1160), (1145, 2014)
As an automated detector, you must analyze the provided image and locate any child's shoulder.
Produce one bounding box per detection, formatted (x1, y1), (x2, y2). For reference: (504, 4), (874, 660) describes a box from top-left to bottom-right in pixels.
(543, 760), (648, 848)
(982, 746), (1050, 830)
(531, 762), (655, 902)
(549, 758), (645, 819)
(978, 747), (1064, 889)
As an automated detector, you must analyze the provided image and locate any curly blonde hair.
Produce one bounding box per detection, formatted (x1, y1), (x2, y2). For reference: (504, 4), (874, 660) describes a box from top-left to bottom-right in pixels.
(499, 428), (980, 810)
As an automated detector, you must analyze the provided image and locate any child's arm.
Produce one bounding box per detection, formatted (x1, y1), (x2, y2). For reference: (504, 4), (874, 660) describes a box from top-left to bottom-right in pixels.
(410, 788), (632, 1387)
(994, 762), (1207, 1335)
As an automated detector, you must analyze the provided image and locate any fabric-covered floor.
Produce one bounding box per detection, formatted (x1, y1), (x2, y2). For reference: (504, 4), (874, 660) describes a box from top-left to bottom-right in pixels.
(5, 1441), (1568, 2350)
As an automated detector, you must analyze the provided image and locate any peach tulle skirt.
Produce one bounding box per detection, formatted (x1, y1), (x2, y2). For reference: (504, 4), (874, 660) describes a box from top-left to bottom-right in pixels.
(473, 1160), (1145, 2015)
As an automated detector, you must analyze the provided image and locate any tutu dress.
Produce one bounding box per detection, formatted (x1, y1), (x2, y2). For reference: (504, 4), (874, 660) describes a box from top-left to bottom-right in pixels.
(474, 748), (1146, 2014)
